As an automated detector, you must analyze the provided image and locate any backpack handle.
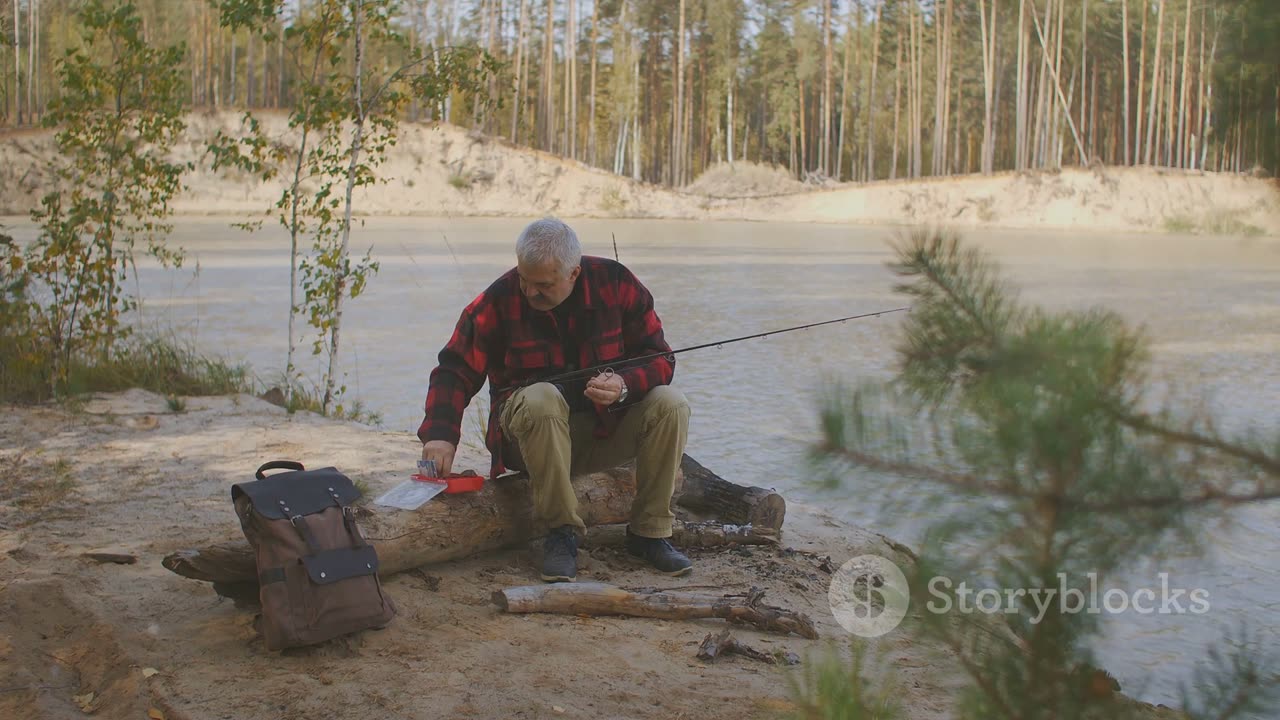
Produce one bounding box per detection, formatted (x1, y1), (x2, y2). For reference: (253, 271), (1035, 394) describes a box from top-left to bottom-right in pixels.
(256, 460), (306, 480)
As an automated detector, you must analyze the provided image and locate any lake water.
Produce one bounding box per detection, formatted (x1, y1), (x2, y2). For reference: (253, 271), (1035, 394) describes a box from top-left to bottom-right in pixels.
(8, 216), (1279, 710)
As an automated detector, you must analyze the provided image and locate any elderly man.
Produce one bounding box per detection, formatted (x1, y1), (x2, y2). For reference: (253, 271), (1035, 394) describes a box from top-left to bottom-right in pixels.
(418, 217), (692, 582)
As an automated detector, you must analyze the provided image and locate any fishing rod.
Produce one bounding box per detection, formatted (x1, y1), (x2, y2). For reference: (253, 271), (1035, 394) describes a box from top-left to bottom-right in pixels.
(496, 305), (911, 395)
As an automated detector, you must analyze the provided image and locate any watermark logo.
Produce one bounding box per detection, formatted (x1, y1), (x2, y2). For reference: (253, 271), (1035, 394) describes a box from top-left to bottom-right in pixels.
(927, 573), (1211, 624)
(827, 556), (1213, 638)
(828, 554), (911, 637)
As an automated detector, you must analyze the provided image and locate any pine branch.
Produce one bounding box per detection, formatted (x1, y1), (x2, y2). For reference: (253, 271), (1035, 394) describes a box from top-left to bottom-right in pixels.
(821, 443), (1280, 513)
(1109, 408), (1280, 478)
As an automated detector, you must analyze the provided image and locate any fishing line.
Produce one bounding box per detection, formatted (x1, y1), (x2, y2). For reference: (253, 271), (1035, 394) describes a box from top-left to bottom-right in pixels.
(497, 305), (911, 394)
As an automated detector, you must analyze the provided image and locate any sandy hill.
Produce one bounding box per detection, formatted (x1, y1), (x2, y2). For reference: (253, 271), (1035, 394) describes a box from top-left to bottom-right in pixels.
(2, 110), (1278, 235)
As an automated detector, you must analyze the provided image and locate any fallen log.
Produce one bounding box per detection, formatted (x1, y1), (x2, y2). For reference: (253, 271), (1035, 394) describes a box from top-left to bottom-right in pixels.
(213, 519), (779, 608)
(162, 456), (785, 585)
(491, 583), (818, 639)
(676, 454), (786, 530)
(164, 464), (641, 584)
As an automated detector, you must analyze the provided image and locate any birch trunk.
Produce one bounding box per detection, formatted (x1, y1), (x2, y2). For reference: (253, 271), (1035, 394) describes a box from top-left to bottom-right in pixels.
(247, 33), (256, 107)
(799, 77), (807, 176)
(1122, 0), (1131, 165)
(325, 0), (367, 415)
(1144, 0), (1165, 165)
(511, 0), (528, 142)
(865, 0), (883, 181)
(27, 0), (35, 121)
(1015, 0), (1027, 170)
(727, 78), (734, 165)
(1052, 0), (1065, 167)
(1079, 0), (1088, 166)
(587, 0), (598, 166)
(631, 60), (641, 180)
(229, 32), (238, 106)
(672, 0), (685, 186)
(1176, 0), (1191, 168)
(1031, 0), (1052, 168)
(979, 0), (998, 174)
(891, 28), (901, 180)
(277, 17), (284, 107)
(914, 4), (924, 178)
(1165, 15), (1176, 166)
(821, 0), (831, 176)
(933, 0), (952, 175)
(14, 0), (21, 125)
(543, 0), (556, 152)
(568, 0), (577, 159)
(835, 5), (853, 181)
(1030, 0), (1088, 165)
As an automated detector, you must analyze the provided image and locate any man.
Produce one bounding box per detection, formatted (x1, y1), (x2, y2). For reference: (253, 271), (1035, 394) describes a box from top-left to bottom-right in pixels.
(418, 217), (692, 583)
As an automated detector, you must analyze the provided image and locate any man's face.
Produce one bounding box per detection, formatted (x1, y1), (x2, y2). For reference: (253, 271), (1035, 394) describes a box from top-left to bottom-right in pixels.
(517, 259), (580, 311)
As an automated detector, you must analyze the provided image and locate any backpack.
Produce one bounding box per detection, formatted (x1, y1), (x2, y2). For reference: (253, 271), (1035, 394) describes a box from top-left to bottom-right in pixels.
(232, 461), (396, 650)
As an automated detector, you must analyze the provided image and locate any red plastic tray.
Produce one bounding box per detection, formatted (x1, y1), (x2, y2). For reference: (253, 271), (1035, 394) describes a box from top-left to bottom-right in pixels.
(440, 473), (484, 494)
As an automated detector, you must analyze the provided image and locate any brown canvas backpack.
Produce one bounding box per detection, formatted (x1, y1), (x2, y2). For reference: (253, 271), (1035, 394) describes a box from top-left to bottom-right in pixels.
(232, 461), (396, 650)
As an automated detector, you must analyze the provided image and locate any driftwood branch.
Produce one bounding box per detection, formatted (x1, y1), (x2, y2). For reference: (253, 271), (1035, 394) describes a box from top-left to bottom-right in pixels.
(696, 629), (801, 665)
(491, 583), (818, 639)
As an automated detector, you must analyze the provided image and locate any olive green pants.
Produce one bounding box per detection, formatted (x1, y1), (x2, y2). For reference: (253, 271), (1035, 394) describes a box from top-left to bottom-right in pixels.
(498, 383), (690, 538)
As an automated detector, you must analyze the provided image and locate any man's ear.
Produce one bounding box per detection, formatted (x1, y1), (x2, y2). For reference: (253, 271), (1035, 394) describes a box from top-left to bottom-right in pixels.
(568, 265), (582, 283)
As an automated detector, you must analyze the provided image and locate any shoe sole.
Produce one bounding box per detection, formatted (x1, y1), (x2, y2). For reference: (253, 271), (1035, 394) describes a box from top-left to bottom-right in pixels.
(540, 573), (577, 583)
(663, 566), (693, 577)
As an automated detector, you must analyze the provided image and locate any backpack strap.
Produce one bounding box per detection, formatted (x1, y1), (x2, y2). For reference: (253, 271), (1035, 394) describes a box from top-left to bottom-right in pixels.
(290, 513), (322, 552)
(342, 506), (368, 548)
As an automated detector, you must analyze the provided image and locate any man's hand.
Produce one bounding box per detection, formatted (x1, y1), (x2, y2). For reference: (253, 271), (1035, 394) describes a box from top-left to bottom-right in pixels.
(584, 372), (625, 406)
(421, 440), (456, 477)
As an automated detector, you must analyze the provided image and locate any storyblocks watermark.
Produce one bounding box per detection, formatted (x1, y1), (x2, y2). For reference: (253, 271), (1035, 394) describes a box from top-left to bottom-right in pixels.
(830, 555), (1211, 637)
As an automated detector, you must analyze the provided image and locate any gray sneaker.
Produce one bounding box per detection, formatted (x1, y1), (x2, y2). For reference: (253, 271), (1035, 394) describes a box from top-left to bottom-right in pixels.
(541, 525), (578, 583)
(625, 528), (692, 576)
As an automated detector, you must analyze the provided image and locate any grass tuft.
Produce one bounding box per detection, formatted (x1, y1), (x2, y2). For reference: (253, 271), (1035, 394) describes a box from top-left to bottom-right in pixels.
(0, 333), (253, 404)
(783, 641), (904, 720)
(0, 452), (82, 526)
(1162, 215), (1197, 234)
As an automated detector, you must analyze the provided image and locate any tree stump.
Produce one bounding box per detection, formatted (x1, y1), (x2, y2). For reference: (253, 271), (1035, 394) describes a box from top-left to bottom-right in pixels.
(676, 454), (786, 530)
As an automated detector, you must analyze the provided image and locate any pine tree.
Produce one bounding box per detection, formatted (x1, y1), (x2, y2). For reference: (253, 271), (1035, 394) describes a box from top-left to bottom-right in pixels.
(813, 229), (1280, 718)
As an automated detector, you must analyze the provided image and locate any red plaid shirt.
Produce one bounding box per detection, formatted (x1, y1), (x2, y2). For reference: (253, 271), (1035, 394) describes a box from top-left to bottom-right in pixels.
(417, 256), (675, 479)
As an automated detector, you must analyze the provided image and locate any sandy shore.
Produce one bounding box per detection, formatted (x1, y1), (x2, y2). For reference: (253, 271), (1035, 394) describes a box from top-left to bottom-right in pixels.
(0, 390), (959, 719)
(2, 111), (1277, 235)
(0, 390), (1195, 719)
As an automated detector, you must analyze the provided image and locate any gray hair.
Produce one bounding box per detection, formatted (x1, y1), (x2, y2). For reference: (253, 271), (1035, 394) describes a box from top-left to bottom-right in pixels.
(516, 217), (581, 275)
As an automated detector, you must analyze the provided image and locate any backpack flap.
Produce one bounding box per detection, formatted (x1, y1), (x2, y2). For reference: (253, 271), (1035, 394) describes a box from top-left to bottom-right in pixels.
(231, 467), (361, 519)
(302, 545), (380, 585)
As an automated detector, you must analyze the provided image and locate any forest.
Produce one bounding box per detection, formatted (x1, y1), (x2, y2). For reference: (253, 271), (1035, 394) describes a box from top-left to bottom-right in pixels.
(2, 0), (1277, 186)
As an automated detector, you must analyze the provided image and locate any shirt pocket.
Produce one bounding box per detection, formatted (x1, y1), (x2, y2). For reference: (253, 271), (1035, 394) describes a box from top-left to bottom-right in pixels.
(593, 327), (626, 364)
(505, 338), (555, 371)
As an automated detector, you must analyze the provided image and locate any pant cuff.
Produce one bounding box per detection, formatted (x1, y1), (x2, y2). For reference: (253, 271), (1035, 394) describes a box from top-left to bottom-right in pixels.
(628, 521), (673, 538)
